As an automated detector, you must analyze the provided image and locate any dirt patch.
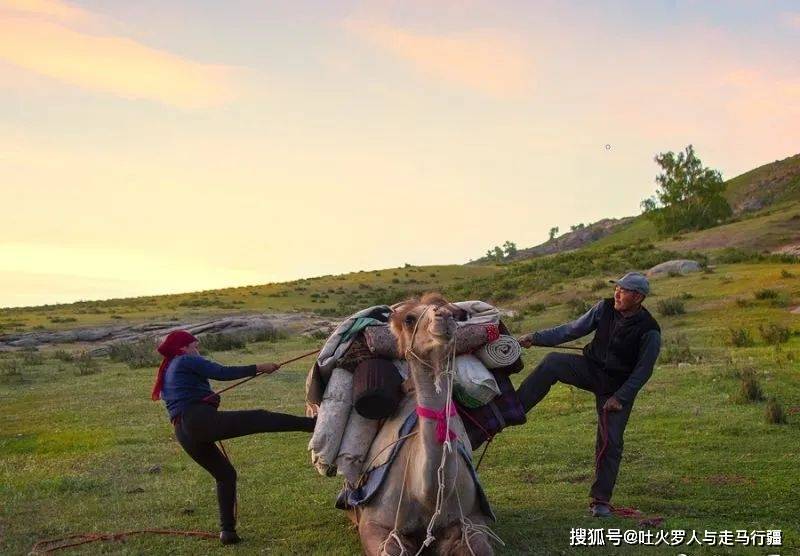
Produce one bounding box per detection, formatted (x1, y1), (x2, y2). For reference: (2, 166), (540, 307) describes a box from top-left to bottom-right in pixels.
(704, 475), (754, 486)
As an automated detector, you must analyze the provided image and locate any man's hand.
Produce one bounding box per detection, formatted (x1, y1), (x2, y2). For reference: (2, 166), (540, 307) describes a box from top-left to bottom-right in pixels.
(602, 396), (623, 412)
(518, 334), (535, 349)
(256, 362), (280, 374)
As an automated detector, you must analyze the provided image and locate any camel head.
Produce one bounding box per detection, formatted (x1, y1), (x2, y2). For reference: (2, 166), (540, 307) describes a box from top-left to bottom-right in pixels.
(390, 293), (457, 366)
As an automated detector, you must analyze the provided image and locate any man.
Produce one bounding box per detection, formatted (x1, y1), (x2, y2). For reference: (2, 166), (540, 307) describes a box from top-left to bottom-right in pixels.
(516, 272), (661, 517)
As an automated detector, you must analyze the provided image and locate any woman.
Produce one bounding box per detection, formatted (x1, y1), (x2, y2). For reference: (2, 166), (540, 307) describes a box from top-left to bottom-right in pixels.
(151, 330), (315, 545)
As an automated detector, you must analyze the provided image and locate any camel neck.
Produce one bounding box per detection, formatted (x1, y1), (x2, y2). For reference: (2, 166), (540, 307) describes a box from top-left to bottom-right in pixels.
(408, 351), (450, 411)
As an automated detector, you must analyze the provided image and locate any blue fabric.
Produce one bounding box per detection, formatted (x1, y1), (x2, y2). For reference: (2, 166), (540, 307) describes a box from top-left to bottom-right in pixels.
(335, 411), (496, 521)
(160, 354), (256, 420)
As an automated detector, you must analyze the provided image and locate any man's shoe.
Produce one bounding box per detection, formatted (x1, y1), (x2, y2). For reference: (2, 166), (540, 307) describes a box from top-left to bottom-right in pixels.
(591, 503), (612, 518)
(220, 530), (241, 545)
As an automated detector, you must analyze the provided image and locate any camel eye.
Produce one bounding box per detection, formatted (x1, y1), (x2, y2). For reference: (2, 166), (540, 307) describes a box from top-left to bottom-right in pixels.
(404, 314), (417, 326)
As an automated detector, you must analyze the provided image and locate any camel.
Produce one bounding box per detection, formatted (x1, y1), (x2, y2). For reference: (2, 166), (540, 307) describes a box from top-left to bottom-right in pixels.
(348, 294), (497, 556)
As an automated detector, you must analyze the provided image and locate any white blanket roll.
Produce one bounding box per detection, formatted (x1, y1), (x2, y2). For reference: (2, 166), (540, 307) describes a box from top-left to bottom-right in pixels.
(453, 354), (500, 408)
(308, 367), (353, 477)
(474, 335), (521, 369)
(335, 407), (381, 486)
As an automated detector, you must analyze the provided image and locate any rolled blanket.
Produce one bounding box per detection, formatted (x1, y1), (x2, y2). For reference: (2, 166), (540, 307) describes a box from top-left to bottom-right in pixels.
(308, 368), (353, 477)
(363, 323), (497, 358)
(363, 325), (400, 359)
(335, 408), (381, 486)
(453, 354), (500, 408)
(474, 335), (521, 369)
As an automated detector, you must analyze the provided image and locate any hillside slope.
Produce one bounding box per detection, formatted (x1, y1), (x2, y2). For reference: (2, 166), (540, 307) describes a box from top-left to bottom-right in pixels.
(504, 153), (800, 262)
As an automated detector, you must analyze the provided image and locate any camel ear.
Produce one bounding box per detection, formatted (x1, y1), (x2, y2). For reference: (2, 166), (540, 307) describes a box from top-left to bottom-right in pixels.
(388, 313), (406, 354)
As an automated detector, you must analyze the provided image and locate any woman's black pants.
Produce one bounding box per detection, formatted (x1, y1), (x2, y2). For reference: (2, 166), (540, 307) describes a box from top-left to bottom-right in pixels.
(173, 403), (315, 532)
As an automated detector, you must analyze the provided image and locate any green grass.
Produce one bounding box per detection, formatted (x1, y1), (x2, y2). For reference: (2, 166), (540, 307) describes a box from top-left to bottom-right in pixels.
(2, 262), (799, 554)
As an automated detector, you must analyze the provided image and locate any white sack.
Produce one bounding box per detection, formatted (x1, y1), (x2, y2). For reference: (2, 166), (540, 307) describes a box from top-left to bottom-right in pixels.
(453, 354), (500, 408)
(308, 367), (353, 476)
(335, 407), (381, 486)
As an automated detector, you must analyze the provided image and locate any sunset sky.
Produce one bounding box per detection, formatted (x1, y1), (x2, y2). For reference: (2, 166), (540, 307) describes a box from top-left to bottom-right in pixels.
(1, 0), (798, 308)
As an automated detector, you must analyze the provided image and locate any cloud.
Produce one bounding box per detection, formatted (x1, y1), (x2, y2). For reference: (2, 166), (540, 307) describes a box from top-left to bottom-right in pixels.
(0, 2), (239, 108)
(0, 0), (90, 22)
(343, 19), (533, 97)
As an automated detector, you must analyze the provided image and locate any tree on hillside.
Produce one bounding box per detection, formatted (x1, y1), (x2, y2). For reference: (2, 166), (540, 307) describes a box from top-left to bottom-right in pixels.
(502, 241), (518, 258)
(548, 226), (559, 240)
(641, 145), (731, 235)
(570, 223), (585, 232)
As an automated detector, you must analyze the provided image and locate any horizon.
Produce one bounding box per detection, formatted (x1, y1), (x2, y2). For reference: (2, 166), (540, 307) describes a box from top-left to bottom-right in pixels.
(2, 0), (799, 308)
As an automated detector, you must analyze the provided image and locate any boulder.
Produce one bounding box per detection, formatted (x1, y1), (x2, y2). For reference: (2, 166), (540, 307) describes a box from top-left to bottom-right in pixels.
(647, 259), (702, 277)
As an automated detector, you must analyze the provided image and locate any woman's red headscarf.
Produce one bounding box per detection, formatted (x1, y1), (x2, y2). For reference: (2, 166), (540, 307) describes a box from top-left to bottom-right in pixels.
(151, 330), (197, 401)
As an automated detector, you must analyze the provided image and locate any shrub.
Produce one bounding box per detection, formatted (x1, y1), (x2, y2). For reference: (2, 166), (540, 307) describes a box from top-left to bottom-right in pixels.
(48, 316), (77, 323)
(656, 297), (686, 316)
(522, 302), (546, 316)
(735, 298), (751, 308)
(759, 324), (790, 345)
(729, 328), (754, 347)
(0, 359), (24, 384)
(590, 279), (607, 291)
(735, 368), (764, 403)
(659, 334), (694, 364)
(20, 351), (44, 366)
(780, 269), (795, 279)
(754, 289), (779, 300)
(74, 352), (101, 376)
(109, 338), (161, 368)
(765, 398), (788, 424)
(566, 298), (592, 318)
(52, 350), (75, 362)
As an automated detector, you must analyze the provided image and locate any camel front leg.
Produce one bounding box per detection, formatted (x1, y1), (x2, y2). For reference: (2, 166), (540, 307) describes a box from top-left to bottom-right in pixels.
(435, 522), (494, 556)
(359, 519), (417, 556)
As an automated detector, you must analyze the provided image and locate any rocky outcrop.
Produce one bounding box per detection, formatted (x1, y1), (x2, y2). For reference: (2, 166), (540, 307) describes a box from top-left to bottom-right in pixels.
(0, 313), (336, 352)
(647, 259), (702, 277)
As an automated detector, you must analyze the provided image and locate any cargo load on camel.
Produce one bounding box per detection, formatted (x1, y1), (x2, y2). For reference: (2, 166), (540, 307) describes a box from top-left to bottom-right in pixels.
(304, 295), (526, 555)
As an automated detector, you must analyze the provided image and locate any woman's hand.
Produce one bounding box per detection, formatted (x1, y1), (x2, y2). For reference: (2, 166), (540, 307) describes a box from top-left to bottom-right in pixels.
(256, 362), (280, 374)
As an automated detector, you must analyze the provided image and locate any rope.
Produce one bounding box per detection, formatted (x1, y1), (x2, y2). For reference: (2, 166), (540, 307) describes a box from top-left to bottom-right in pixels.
(30, 530), (216, 553)
(595, 408), (664, 527)
(217, 440), (237, 522)
(203, 348), (320, 402)
(378, 449), (414, 556)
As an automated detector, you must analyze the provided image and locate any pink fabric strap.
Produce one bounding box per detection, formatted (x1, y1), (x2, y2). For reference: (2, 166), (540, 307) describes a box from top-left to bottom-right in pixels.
(416, 403), (458, 443)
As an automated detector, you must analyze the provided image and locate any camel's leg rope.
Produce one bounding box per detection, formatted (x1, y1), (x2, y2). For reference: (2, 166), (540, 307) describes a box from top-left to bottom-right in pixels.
(379, 448), (413, 556)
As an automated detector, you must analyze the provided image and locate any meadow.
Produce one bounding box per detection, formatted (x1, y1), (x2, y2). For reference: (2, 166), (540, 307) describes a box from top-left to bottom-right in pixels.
(1, 260), (799, 555)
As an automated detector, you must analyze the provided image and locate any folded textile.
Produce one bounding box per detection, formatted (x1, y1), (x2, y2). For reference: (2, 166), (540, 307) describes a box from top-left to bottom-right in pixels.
(308, 368), (353, 477)
(453, 300), (501, 325)
(317, 306), (392, 373)
(453, 354), (500, 408)
(335, 407), (381, 486)
(337, 336), (374, 373)
(457, 371), (526, 449)
(474, 335), (522, 369)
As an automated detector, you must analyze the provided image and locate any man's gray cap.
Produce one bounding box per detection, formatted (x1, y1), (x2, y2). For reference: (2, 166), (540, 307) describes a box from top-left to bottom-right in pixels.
(610, 272), (650, 296)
